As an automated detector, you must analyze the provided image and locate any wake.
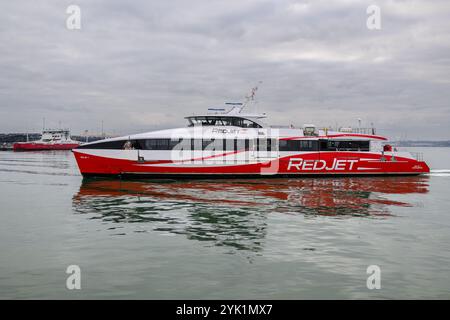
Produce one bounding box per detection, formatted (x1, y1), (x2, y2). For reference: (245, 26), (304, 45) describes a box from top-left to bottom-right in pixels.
(428, 169), (450, 177)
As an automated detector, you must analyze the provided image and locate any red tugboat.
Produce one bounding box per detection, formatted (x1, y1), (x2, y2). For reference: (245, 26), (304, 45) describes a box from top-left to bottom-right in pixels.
(13, 129), (80, 151)
(73, 100), (430, 178)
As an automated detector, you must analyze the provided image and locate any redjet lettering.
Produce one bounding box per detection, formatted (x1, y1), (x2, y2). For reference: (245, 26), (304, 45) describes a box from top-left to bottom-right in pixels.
(287, 158), (358, 171)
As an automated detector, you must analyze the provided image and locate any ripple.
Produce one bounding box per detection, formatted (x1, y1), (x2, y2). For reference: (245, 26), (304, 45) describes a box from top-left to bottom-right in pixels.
(0, 168), (79, 176)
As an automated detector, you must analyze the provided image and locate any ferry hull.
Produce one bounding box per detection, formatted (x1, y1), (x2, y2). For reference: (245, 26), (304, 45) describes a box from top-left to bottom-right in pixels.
(73, 150), (430, 178)
(13, 142), (80, 151)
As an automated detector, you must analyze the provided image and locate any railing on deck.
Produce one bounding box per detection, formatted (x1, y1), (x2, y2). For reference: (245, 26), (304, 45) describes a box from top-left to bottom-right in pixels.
(338, 127), (377, 135)
(410, 152), (424, 161)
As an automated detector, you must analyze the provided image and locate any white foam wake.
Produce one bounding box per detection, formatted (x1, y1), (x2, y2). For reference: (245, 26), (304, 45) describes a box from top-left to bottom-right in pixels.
(428, 169), (450, 176)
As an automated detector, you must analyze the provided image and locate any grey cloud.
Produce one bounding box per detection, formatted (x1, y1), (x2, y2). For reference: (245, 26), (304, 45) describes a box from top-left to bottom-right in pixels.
(0, 0), (449, 139)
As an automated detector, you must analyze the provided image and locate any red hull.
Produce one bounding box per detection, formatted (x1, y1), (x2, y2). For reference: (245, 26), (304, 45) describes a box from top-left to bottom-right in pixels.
(73, 151), (430, 177)
(13, 142), (80, 151)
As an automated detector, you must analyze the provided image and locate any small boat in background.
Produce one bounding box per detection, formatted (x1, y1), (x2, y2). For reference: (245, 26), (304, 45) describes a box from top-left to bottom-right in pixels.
(13, 129), (80, 151)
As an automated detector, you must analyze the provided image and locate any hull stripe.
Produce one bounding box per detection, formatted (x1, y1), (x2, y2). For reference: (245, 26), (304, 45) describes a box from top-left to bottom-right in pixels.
(73, 150), (430, 176)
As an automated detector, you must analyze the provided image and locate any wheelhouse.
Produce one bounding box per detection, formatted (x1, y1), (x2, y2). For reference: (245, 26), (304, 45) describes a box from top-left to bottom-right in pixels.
(185, 116), (262, 128)
(41, 129), (71, 142)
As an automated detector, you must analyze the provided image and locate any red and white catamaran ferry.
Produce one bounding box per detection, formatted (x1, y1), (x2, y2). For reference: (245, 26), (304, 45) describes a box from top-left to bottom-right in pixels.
(73, 99), (429, 178)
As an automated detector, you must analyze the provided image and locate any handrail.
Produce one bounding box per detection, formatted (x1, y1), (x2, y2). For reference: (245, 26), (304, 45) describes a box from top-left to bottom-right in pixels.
(339, 127), (377, 135)
(409, 152), (424, 161)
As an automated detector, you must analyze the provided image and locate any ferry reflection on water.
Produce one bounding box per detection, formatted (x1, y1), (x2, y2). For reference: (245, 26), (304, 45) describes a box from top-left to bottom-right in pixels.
(72, 176), (429, 251)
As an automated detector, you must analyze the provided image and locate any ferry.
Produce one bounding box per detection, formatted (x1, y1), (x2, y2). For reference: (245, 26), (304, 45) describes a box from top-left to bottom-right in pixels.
(73, 94), (429, 178)
(13, 129), (80, 151)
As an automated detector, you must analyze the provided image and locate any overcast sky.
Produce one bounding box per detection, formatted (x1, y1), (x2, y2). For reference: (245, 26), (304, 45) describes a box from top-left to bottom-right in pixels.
(0, 0), (449, 139)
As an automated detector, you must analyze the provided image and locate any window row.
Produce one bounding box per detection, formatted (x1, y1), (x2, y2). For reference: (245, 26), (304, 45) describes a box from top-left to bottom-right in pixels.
(320, 140), (370, 151)
(279, 140), (318, 151)
(77, 138), (369, 152)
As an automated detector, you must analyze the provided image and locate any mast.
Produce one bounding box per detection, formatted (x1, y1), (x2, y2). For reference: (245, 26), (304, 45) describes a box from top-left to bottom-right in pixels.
(242, 81), (262, 113)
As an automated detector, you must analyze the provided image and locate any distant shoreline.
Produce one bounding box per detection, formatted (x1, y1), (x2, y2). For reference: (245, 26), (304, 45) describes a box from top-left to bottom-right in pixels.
(1, 133), (449, 147)
(392, 141), (450, 147)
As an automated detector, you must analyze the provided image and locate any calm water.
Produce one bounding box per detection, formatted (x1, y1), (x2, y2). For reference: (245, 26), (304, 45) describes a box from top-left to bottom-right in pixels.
(0, 147), (449, 299)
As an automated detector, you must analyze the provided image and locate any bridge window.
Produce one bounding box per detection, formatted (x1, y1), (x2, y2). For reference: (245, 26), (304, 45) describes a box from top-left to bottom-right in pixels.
(187, 116), (262, 128)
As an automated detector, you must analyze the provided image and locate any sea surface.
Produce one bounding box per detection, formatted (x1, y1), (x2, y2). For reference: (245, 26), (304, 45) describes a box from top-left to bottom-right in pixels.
(0, 147), (449, 299)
